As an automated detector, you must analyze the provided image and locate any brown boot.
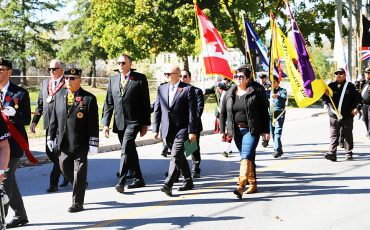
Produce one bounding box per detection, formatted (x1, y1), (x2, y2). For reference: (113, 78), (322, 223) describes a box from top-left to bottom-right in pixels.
(245, 160), (257, 194)
(233, 159), (248, 199)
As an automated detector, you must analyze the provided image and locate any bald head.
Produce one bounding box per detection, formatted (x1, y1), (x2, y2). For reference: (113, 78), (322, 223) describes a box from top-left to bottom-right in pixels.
(164, 64), (181, 84)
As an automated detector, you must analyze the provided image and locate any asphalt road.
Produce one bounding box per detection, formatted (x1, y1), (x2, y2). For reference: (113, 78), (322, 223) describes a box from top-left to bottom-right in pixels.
(6, 109), (370, 230)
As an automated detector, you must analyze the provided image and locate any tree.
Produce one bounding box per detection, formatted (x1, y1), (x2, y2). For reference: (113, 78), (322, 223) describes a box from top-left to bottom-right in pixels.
(0, 0), (62, 84)
(85, 0), (337, 68)
(57, 0), (107, 88)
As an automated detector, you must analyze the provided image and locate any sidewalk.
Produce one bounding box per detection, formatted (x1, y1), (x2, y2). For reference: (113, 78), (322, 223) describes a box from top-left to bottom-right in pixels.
(26, 108), (327, 162)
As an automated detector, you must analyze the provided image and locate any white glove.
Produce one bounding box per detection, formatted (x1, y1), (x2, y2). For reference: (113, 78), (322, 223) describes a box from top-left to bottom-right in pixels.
(2, 106), (16, 116)
(47, 139), (55, 152)
(88, 145), (98, 154)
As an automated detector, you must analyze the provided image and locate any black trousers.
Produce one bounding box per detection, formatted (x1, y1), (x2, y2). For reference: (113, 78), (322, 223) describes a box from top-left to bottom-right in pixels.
(4, 157), (27, 219)
(45, 129), (66, 187)
(363, 104), (370, 136)
(59, 152), (87, 206)
(117, 123), (143, 185)
(164, 135), (192, 188)
(191, 133), (201, 174)
(329, 117), (354, 155)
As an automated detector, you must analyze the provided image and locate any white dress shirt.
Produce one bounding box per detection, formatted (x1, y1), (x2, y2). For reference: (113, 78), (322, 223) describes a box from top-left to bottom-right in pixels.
(51, 75), (63, 91)
(168, 81), (180, 106)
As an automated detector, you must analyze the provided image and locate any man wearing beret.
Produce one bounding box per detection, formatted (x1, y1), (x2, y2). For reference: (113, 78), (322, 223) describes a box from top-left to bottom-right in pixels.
(48, 68), (99, 212)
(0, 57), (30, 228)
(102, 54), (151, 193)
(361, 67), (370, 138)
(30, 59), (69, 193)
(322, 67), (362, 161)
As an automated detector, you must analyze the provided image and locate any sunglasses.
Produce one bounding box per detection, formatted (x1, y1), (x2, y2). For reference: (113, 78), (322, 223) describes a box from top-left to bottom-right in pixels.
(180, 75), (188, 78)
(65, 76), (80, 81)
(164, 73), (177, 77)
(117, 61), (126, 65)
(48, 68), (60, 71)
(233, 74), (246, 80)
(334, 72), (344, 75)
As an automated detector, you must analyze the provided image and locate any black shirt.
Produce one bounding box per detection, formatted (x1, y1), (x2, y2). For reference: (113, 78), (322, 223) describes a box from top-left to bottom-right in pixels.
(233, 94), (248, 124)
(0, 116), (10, 142)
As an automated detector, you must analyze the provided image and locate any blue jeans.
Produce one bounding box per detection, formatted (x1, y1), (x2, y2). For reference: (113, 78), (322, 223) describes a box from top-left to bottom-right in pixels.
(270, 114), (285, 154)
(234, 127), (260, 160)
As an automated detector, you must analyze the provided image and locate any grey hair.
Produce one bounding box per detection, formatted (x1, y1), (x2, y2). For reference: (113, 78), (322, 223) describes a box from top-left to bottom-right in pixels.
(50, 59), (65, 69)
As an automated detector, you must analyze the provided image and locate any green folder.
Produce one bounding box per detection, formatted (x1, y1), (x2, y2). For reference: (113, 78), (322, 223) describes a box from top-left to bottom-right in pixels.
(184, 140), (198, 157)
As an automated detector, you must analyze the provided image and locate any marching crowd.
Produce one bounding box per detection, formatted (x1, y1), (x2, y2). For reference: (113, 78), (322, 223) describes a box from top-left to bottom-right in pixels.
(0, 54), (369, 228)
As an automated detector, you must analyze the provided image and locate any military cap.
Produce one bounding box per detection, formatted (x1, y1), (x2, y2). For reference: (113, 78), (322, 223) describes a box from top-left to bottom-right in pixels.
(259, 73), (267, 79)
(0, 57), (12, 69)
(65, 68), (82, 76)
(334, 67), (346, 75)
(364, 67), (370, 73)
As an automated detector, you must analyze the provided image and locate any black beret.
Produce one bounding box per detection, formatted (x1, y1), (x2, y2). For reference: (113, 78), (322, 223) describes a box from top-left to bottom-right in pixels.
(65, 68), (82, 76)
(0, 57), (12, 69)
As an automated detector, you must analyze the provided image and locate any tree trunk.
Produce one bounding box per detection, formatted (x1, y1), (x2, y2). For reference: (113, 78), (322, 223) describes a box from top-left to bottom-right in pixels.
(92, 55), (97, 88)
(182, 56), (189, 70)
(223, 0), (246, 56)
(20, 0), (27, 86)
(348, 0), (353, 81)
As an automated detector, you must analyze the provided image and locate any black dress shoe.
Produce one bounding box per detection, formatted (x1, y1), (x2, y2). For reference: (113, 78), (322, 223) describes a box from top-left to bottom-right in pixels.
(272, 151), (283, 158)
(6, 217), (29, 228)
(59, 179), (69, 187)
(192, 172), (200, 178)
(160, 185), (172, 197)
(178, 182), (194, 191)
(324, 153), (337, 162)
(222, 151), (229, 157)
(46, 186), (58, 193)
(126, 179), (145, 189)
(68, 203), (84, 213)
(115, 184), (125, 193)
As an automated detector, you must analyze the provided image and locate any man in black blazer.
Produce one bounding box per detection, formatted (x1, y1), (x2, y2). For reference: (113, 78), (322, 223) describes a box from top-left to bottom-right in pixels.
(48, 68), (99, 212)
(153, 65), (198, 197)
(180, 69), (204, 178)
(0, 57), (30, 228)
(102, 54), (151, 193)
(30, 59), (69, 193)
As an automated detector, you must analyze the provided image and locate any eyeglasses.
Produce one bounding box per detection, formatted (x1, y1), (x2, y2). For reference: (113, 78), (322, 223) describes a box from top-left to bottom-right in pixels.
(164, 73), (178, 77)
(117, 61), (126, 66)
(65, 76), (80, 81)
(334, 72), (344, 75)
(233, 74), (246, 80)
(48, 68), (60, 71)
(180, 75), (188, 78)
(0, 68), (9, 72)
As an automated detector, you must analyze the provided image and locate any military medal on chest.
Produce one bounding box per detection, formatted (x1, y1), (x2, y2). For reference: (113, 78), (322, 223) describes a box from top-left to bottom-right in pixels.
(67, 93), (74, 105)
(13, 97), (19, 109)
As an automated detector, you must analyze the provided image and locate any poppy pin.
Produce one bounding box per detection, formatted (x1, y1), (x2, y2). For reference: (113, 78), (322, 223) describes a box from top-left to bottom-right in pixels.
(76, 96), (82, 102)
(129, 76), (133, 80)
(5, 96), (11, 102)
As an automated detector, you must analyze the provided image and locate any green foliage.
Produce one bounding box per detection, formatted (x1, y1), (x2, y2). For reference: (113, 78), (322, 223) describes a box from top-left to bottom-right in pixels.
(0, 0), (63, 74)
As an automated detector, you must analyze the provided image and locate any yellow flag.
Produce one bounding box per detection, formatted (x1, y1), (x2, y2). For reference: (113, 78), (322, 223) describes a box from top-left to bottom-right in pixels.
(271, 19), (327, 108)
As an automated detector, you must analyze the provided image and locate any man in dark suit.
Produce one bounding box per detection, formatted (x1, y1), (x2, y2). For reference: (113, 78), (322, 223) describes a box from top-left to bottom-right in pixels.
(153, 64), (198, 197)
(0, 115), (10, 183)
(48, 68), (99, 212)
(102, 54), (151, 193)
(180, 69), (204, 178)
(30, 59), (69, 193)
(0, 57), (30, 228)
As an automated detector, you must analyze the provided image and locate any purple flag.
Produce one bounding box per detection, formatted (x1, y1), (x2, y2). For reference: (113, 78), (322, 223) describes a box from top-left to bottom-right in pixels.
(287, 4), (315, 98)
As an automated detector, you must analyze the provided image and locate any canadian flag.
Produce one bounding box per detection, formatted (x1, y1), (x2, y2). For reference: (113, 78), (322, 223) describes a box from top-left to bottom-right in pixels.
(195, 3), (233, 79)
